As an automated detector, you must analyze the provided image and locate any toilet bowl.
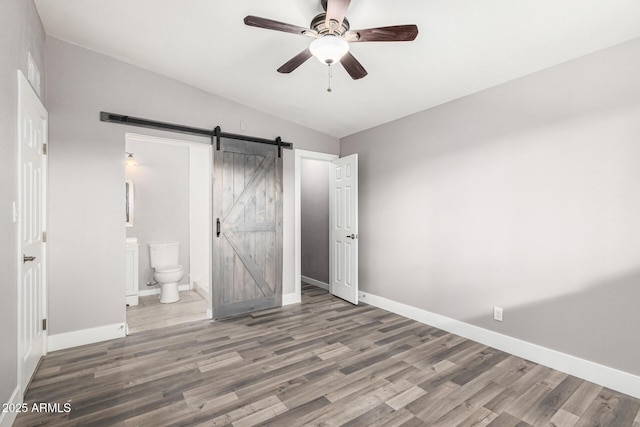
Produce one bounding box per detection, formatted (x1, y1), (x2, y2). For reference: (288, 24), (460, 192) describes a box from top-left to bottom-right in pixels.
(149, 241), (184, 304)
(154, 264), (184, 303)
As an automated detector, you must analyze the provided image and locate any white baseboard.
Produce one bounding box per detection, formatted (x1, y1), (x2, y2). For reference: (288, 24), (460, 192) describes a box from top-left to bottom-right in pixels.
(301, 276), (329, 290)
(282, 292), (301, 306)
(48, 323), (126, 352)
(360, 290), (640, 400)
(193, 281), (210, 300)
(138, 284), (190, 297)
(138, 288), (159, 296)
(126, 295), (139, 306)
(0, 386), (21, 427)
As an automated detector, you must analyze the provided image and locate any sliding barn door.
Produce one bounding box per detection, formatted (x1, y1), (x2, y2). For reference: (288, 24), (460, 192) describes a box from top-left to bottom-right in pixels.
(212, 139), (282, 319)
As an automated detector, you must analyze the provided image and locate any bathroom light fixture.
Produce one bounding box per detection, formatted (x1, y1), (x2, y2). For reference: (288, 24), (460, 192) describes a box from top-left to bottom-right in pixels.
(309, 35), (349, 65)
(125, 152), (138, 167)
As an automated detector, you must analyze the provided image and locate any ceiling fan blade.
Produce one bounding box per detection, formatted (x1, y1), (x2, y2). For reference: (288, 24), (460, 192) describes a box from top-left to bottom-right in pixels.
(347, 25), (419, 42)
(244, 15), (312, 36)
(277, 49), (313, 74)
(340, 52), (367, 80)
(325, 0), (351, 32)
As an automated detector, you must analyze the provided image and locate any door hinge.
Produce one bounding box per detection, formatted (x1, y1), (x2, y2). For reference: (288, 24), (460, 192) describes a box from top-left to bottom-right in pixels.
(42, 231), (47, 243)
(42, 319), (47, 331)
(42, 143), (47, 155)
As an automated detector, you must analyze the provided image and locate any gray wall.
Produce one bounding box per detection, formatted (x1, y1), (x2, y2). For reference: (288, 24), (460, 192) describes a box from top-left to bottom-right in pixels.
(301, 159), (330, 284)
(0, 0), (45, 404)
(341, 37), (640, 376)
(125, 138), (190, 291)
(46, 37), (339, 336)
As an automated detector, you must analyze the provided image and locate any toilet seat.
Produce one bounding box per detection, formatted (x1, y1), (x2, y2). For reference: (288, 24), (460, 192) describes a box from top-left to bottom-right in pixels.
(155, 264), (183, 274)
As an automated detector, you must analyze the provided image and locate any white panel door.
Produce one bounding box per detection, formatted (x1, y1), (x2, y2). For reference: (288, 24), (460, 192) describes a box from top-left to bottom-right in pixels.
(330, 154), (358, 304)
(18, 71), (48, 392)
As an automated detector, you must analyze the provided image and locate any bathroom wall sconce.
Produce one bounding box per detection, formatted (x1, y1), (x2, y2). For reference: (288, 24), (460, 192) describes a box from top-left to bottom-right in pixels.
(125, 152), (138, 167)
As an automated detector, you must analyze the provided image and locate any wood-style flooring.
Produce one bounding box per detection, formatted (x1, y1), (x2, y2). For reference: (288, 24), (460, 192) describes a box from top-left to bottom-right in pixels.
(16, 284), (640, 426)
(126, 290), (209, 334)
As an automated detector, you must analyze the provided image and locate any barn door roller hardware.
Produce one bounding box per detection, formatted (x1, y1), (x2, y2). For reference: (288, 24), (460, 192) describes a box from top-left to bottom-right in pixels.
(100, 112), (292, 156)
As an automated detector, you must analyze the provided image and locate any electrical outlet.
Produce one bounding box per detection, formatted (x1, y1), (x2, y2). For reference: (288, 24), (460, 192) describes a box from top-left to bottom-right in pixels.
(493, 306), (503, 322)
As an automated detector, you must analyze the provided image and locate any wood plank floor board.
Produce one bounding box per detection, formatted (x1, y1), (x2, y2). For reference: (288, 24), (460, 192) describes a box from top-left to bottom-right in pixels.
(430, 381), (504, 426)
(339, 402), (397, 427)
(520, 375), (585, 425)
(416, 367), (506, 425)
(561, 381), (605, 417)
(255, 396), (332, 427)
(16, 283), (640, 426)
(487, 412), (534, 427)
(408, 380), (462, 420)
(456, 406), (500, 427)
(574, 390), (640, 427)
(548, 409), (581, 427)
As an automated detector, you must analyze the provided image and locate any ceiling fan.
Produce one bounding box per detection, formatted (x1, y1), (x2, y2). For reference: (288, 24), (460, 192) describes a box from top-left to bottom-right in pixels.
(244, 0), (419, 81)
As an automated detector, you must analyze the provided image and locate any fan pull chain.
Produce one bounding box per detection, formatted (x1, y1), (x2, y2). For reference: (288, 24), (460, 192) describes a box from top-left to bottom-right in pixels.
(327, 64), (333, 93)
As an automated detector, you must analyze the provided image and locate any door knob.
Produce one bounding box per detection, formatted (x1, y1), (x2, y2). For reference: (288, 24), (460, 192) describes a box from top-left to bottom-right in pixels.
(346, 234), (357, 239)
(23, 255), (36, 263)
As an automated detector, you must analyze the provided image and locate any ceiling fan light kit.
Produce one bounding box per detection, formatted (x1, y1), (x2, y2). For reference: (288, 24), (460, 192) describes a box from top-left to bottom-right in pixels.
(244, 0), (418, 87)
(309, 35), (350, 64)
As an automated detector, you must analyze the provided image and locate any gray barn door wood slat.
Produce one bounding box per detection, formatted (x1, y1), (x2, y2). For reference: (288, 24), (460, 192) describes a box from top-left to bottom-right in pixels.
(212, 138), (282, 319)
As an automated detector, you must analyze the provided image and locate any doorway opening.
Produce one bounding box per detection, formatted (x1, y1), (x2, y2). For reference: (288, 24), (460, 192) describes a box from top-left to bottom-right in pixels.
(124, 133), (211, 334)
(301, 159), (331, 289)
(294, 150), (338, 303)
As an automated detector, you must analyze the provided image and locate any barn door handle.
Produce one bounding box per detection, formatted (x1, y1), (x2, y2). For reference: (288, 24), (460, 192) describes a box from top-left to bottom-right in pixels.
(216, 218), (221, 237)
(23, 255), (36, 263)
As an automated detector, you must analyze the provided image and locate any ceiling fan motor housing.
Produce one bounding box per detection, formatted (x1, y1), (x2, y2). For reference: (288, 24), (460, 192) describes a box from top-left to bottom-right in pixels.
(311, 13), (350, 36)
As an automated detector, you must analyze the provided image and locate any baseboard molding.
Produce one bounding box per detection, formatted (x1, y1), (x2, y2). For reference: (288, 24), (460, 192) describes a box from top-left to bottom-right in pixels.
(360, 290), (640, 400)
(193, 281), (210, 301)
(138, 284), (190, 297)
(301, 276), (329, 291)
(282, 292), (301, 306)
(48, 323), (126, 352)
(138, 287), (160, 296)
(0, 386), (21, 427)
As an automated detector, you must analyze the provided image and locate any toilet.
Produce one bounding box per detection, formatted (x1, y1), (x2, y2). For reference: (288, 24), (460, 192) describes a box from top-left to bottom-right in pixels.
(149, 241), (184, 303)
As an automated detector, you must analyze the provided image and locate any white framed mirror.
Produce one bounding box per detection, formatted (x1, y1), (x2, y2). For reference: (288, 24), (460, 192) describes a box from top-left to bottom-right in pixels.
(126, 179), (135, 227)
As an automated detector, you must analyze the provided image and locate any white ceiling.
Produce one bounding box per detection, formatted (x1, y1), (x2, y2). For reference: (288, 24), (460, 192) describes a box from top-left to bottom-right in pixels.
(34, 0), (640, 138)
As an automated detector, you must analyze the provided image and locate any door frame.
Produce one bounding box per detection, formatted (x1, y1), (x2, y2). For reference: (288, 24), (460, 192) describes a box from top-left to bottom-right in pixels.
(17, 70), (48, 394)
(293, 149), (339, 304)
(124, 132), (213, 319)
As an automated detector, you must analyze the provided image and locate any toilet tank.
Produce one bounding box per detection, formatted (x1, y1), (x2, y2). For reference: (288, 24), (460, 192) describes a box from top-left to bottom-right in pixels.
(149, 241), (180, 268)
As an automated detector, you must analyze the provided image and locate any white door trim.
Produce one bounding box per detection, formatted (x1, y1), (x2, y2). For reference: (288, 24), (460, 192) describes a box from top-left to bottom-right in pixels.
(124, 132), (212, 317)
(292, 149), (339, 305)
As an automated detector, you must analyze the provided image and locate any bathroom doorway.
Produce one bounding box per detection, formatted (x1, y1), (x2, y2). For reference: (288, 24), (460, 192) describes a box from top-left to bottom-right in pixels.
(124, 133), (211, 334)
